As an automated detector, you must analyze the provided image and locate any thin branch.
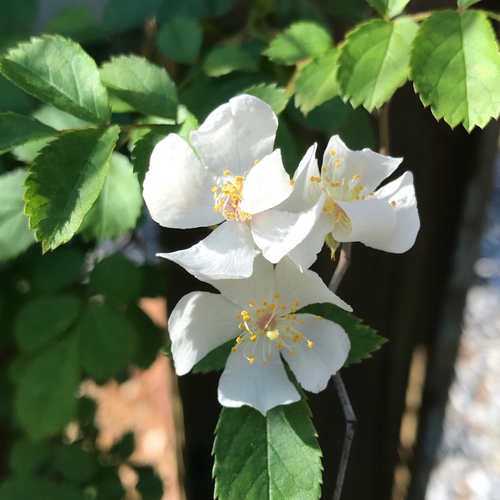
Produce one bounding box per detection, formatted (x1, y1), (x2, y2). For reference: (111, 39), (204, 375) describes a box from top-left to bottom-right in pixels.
(404, 10), (433, 21)
(328, 243), (352, 293)
(483, 10), (500, 22)
(378, 102), (391, 157)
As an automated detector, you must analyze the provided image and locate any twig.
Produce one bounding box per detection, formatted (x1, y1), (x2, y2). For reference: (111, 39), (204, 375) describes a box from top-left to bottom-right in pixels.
(328, 243), (356, 500)
(378, 102), (391, 157)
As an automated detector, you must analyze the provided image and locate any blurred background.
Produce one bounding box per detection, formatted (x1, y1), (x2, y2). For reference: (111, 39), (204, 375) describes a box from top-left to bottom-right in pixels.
(0, 0), (499, 499)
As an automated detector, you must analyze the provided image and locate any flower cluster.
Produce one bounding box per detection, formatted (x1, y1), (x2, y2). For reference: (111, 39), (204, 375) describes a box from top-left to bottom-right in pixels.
(143, 95), (419, 415)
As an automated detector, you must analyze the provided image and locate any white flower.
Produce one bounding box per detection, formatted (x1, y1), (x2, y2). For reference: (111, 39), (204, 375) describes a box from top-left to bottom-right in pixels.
(143, 95), (323, 280)
(277, 135), (420, 271)
(169, 254), (351, 415)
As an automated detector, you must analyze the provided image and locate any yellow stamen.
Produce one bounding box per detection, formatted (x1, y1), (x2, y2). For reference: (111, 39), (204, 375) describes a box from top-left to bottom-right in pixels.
(238, 323), (244, 330)
(290, 351), (296, 356)
(236, 337), (242, 343)
(223, 170), (230, 175)
(267, 329), (279, 341)
(237, 314), (241, 319)
(277, 343), (282, 349)
(254, 159), (260, 164)
(269, 303), (276, 310)
(286, 327), (291, 332)
(308, 341), (314, 348)
(268, 355), (272, 359)
(212, 186), (218, 192)
(249, 301), (255, 307)
(391, 201), (396, 206)
(249, 356), (254, 364)
(232, 347), (237, 353)
(317, 316), (323, 321)
(294, 301), (299, 307)
(243, 315), (251, 321)
(275, 294), (280, 299)
(262, 361), (267, 365)
(290, 179), (295, 185)
(290, 307), (296, 313)
(330, 150), (335, 155)
(262, 300), (267, 306)
(281, 304), (286, 310)
(300, 320), (305, 325)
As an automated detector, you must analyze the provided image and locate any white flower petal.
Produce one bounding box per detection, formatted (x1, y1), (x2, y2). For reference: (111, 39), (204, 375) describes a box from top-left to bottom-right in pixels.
(278, 144), (319, 212)
(332, 198), (396, 244)
(157, 220), (254, 280)
(322, 136), (402, 193)
(169, 292), (242, 376)
(274, 258), (352, 311)
(239, 150), (292, 214)
(286, 212), (336, 271)
(190, 95), (278, 178)
(208, 253), (276, 310)
(251, 192), (326, 264)
(143, 134), (224, 229)
(218, 345), (300, 415)
(280, 316), (350, 392)
(367, 171), (420, 253)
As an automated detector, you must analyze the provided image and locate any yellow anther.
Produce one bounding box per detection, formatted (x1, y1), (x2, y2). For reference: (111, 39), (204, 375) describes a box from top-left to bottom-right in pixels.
(359, 185), (364, 190)
(269, 303), (276, 310)
(249, 356), (254, 364)
(249, 301), (255, 307)
(362, 196), (365, 200)
(308, 341), (314, 348)
(294, 301), (299, 307)
(300, 320), (305, 325)
(290, 179), (295, 186)
(241, 310), (247, 316)
(281, 335), (285, 339)
(275, 294), (280, 299)
(258, 331), (264, 335)
(212, 186), (218, 192)
(342, 178), (346, 184)
(214, 207), (219, 211)
(286, 315), (291, 320)
(232, 347), (238, 353)
(243, 315), (251, 321)
(277, 343), (283, 349)
(391, 201), (396, 206)
(310, 176), (316, 182)
(315, 177), (321, 182)
(254, 159), (260, 164)
(299, 334), (304, 338)
(238, 323), (244, 329)
(292, 315), (297, 320)
(262, 361), (267, 365)
(281, 304), (286, 310)
(286, 327), (291, 332)
(237, 314), (241, 319)
(267, 329), (279, 341)
(369, 192), (374, 196)
(290, 351), (296, 356)
(323, 207), (327, 212)
(290, 307), (296, 313)
(330, 150), (335, 155)
(353, 174), (361, 179)
(356, 196), (359, 200)
(235, 176), (244, 183)
(336, 182), (340, 187)
(292, 321), (295, 325)
(223, 170), (230, 175)
(250, 334), (256, 342)
(317, 316), (323, 321)
(262, 300), (267, 306)
(268, 355), (272, 359)
(322, 167), (327, 173)
(236, 337), (242, 343)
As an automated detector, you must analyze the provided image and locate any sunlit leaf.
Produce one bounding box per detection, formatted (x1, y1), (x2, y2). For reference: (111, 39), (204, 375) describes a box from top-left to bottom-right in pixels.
(241, 83), (290, 115)
(366, 0), (411, 18)
(203, 46), (259, 77)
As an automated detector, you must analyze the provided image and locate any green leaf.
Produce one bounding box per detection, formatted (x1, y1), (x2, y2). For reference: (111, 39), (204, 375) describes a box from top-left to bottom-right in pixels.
(294, 48), (339, 115)
(24, 126), (119, 252)
(110, 431), (135, 460)
(94, 468), (126, 500)
(366, 0), (410, 18)
(0, 35), (111, 124)
(337, 18), (418, 111)
(157, 17), (202, 65)
(410, 10), (500, 132)
(136, 466), (164, 500)
(0, 74), (35, 114)
(241, 83), (290, 115)
(32, 247), (85, 292)
(457, 0), (482, 6)
(100, 55), (178, 119)
(297, 303), (387, 365)
(9, 440), (53, 475)
(16, 335), (80, 440)
(14, 294), (82, 353)
(263, 21), (333, 66)
(192, 339), (234, 373)
(0, 112), (55, 155)
(54, 443), (98, 483)
(102, 0), (162, 33)
(79, 152), (143, 242)
(75, 303), (138, 379)
(203, 46), (259, 77)
(90, 253), (143, 304)
(214, 396), (322, 499)
(0, 0), (38, 36)
(0, 169), (35, 262)
(47, 6), (102, 45)
(0, 476), (84, 500)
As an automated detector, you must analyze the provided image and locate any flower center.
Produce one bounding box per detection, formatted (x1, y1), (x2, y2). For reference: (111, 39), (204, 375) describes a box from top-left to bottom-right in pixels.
(232, 294), (319, 365)
(212, 169), (252, 222)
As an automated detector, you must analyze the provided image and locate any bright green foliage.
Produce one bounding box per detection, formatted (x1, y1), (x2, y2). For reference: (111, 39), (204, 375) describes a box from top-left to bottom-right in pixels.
(263, 21), (332, 66)
(457, 0), (482, 7)
(192, 339), (234, 373)
(102, 0), (162, 33)
(214, 394), (322, 499)
(294, 49), (339, 115)
(0, 35), (111, 125)
(136, 466), (164, 500)
(297, 303), (387, 365)
(203, 46), (259, 77)
(158, 17), (202, 64)
(16, 335), (80, 440)
(241, 83), (290, 115)
(14, 294), (82, 353)
(0, 169), (35, 262)
(31, 248), (85, 292)
(337, 18), (418, 111)
(100, 55), (178, 119)
(366, 0), (411, 18)
(75, 303), (138, 379)
(0, 113), (54, 154)
(24, 126), (119, 252)
(90, 254), (143, 304)
(410, 10), (500, 131)
(54, 443), (98, 483)
(47, 6), (102, 45)
(79, 152), (142, 242)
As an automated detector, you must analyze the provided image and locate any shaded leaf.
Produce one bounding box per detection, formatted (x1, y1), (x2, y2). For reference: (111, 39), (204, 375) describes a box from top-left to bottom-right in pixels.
(192, 339), (233, 373)
(0, 35), (110, 124)
(203, 46), (259, 77)
(102, 0), (162, 33)
(457, 0), (482, 7)
(54, 443), (98, 483)
(0, 169), (35, 262)
(16, 335), (80, 440)
(75, 303), (138, 379)
(294, 48), (339, 115)
(337, 18), (418, 111)
(47, 5), (102, 45)
(410, 10), (500, 131)
(366, 0), (410, 18)
(9, 440), (53, 475)
(241, 83), (290, 115)
(0, 476), (84, 500)
(297, 303), (386, 365)
(136, 466), (164, 500)
(110, 431), (135, 460)
(0, 112), (55, 155)
(24, 126), (119, 252)
(214, 394), (322, 499)
(14, 294), (82, 353)
(100, 55), (178, 119)
(79, 152), (143, 242)
(157, 17), (202, 65)
(263, 21), (332, 66)
(0, 0), (38, 36)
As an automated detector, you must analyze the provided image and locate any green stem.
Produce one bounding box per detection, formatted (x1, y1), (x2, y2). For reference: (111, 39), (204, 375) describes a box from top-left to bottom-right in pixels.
(119, 122), (176, 132)
(483, 10), (500, 22)
(405, 10), (433, 21)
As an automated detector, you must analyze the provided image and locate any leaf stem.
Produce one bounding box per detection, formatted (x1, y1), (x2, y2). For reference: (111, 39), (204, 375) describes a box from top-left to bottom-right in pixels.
(483, 10), (500, 22)
(404, 10), (433, 21)
(119, 123), (176, 132)
(378, 101), (391, 156)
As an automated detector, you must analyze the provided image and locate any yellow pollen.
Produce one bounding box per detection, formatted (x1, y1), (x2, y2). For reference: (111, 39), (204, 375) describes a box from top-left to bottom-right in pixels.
(241, 310), (248, 316)
(262, 361), (267, 365)
(250, 334), (256, 342)
(281, 335), (285, 339)
(369, 192), (374, 196)
(267, 329), (279, 341)
(249, 301), (255, 307)
(317, 316), (323, 321)
(286, 327), (291, 332)
(281, 304), (286, 310)
(292, 315), (297, 320)
(308, 341), (314, 348)
(277, 343), (282, 349)
(290, 179), (295, 185)
(353, 175), (361, 179)
(315, 177), (321, 182)
(236, 337), (242, 343)
(262, 301), (267, 306)
(322, 167), (327, 172)
(299, 334), (304, 338)
(235, 176), (244, 183)
(243, 316), (251, 321)
(232, 347), (237, 352)
(290, 307), (296, 313)
(356, 196), (359, 200)
(330, 150), (335, 155)
(275, 294), (280, 299)
(269, 303), (276, 310)
(223, 170), (230, 175)
(294, 301), (299, 307)
(254, 159), (260, 164)
(268, 355), (272, 359)
(286, 315), (291, 320)
(238, 323), (244, 329)
(391, 201), (396, 206)
(212, 186), (218, 192)
(300, 320), (305, 324)
(359, 185), (364, 190)
(292, 321), (295, 325)
(362, 196), (365, 200)
(258, 331), (264, 335)
(323, 207), (327, 212)
(237, 314), (241, 319)
(342, 178), (346, 184)
(310, 176), (316, 182)
(249, 356), (254, 364)
(290, 351), (296, 356)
